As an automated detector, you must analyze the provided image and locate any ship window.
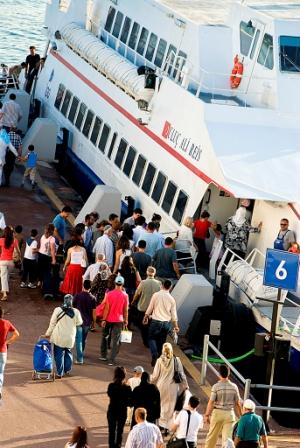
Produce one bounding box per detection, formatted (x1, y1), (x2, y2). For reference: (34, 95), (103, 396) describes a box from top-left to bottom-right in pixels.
(132, 154), (146, 186)
(154, 38), (167, 67)
(257, 33), (274, 69)
(173, 50), (187, 78)
(75, 103), (87, 130)
(104, 6), (116, 33)
(60, 90), (72, 116)
(123, 146), (136, 177)
(98, 124), (110, 153)
(172, 190), (188, 224)
(120, 17), (131, 44)
(166, 44), (177, 74)
(128, 22), (140, 50)
(115, 138), (128, 168)
(240, 21), (256, 56)
(82, 110), (94, 138)
(107, 132), (118, 159)
(54, 83), (65, 109)
(68, 96), (79, 123)
(151, 171), (166, 203)
(250, 30), (260, 59)
(162, 181), (177, 214)
(279, 36), (300, 73)
(112, 11), (124, 38)
(137, 27), (149, 55)
(90, 116), (103, 145)
(145, 33), (158, 61)
(142, 163), (156, 194)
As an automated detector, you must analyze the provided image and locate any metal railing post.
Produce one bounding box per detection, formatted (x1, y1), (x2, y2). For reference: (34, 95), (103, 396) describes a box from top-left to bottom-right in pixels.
(244, 378), (251, 401)
(200, 334), (209, 385)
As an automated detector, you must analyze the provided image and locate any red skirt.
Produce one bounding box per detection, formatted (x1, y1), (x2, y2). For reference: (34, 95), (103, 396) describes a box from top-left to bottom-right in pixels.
(60, 264), (84, 295)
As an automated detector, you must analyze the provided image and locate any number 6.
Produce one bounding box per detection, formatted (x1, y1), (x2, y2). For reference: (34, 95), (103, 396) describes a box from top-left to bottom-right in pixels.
(275, 260), (287, 280)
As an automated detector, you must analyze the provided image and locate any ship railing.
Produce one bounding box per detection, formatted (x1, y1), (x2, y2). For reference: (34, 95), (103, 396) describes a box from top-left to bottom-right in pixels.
(160, 231), (197, 274)
(0, 74), (19, 99)
(201, 334), (300, 414)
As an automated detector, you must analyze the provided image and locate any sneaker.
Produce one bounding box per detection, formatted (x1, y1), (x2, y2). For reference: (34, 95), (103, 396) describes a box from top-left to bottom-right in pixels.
(99, 357), (107, 361)
(107, 361), (115, 366)
(74, 361), (83, 365)
(20, 282), (27, 288)
(28, 283), (37, 289)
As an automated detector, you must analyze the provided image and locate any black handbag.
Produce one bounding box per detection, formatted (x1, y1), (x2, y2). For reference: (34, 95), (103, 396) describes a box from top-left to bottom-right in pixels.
(167, 410), (191, 448)
(173, 357), (184, 384)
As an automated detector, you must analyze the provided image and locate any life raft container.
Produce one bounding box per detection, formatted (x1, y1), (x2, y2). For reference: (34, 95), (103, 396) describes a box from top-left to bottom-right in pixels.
(230, 55), (244, 89)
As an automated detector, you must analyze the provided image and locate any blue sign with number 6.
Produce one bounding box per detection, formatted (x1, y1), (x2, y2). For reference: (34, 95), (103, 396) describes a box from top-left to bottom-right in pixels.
(263, 249), (300, 291)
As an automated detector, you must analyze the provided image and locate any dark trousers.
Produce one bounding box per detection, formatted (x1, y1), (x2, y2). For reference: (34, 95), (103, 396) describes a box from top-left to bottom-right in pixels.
(194, 237), (208, 268)
(237, 442), (259, 448)
(107, 411), (126, 448)
(22, 258), (37, 283)
(3, 153), (16, 186)
(37, 253), (52, 295)
(137, 309), (149, 347)
(187, 443), (197, 448)
(148, 319), (172, 359)
(101, 322), (122, 362)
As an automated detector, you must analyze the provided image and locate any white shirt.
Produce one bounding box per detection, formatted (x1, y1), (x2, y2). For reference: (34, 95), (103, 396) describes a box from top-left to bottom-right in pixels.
(127, 376), (141, 390)
(174, 409), (203, 442)
(145, 289), (177, 322)
(83, 261), (102, 282)
(24, 239), (38, 260)
(2, 99), (23, 127)
(46, 307), (83, 349)
(93, 234), (114, 267)
(133, 226), (146, 244)
(176, 226), (194, 252)
(125, 421), (163, 448)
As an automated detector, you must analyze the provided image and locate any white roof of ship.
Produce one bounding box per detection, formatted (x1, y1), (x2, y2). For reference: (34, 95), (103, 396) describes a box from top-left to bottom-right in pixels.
(156, 0), (300, 24)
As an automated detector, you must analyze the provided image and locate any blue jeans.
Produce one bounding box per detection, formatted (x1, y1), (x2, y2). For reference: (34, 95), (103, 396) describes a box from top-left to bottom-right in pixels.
(75, 325), (90, 363)
(0, 352), (7, 394)
(53, 345), (72, 376)
(148, 320), (172, 359)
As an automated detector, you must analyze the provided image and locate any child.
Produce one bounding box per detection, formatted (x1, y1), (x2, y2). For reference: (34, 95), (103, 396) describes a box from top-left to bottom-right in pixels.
(126, 365), (144, 425)
(289, 242), (300, 254)
(20, 229), (38, 288)
(21, 144), (38, 189)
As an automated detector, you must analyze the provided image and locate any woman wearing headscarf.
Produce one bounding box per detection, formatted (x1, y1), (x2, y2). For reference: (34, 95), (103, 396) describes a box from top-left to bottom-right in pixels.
(151, 342), (188, 434)
(131, 371), (161, 427)
(45, 294), (83, 378)
(90, 260), (112, 303)
(224, 206), (262, 259)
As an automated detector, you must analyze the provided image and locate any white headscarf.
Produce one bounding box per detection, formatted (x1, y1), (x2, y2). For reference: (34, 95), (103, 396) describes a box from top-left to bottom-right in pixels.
(232, 206), (247, 227)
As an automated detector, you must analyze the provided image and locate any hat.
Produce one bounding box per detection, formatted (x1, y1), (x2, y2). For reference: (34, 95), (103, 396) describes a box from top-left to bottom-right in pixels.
(63, 294), (73, 308)
(115, 275), (125, 285)
(243, 399), (255, 411)
(133, 365), (144, 373)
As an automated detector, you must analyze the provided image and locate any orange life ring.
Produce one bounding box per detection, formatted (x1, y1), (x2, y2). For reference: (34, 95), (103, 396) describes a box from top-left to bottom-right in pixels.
(230, 55), (243, 89)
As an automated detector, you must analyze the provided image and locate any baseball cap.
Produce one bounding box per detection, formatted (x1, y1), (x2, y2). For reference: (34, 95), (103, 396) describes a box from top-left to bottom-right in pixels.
(115, 275), (125, 285)
(133, 366), (144, 373)
(243, 399), (255, 411)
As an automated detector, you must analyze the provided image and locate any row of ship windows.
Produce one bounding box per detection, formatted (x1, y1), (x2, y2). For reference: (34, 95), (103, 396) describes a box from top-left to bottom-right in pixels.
(104, 6), (187, 70)
(54, 84), (188, 224)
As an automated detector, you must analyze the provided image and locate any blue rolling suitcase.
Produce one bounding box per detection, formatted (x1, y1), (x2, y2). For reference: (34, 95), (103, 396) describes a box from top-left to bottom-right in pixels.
(32, 337), (55, 381)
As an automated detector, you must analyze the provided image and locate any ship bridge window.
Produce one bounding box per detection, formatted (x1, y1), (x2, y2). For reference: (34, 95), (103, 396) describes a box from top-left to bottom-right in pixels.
(145, 33), (158, 61)
(257, 33), (274, 70)
(54, 83), (65, 109)
(82, 110), (94, 138)
(123, 146), (137, 177)
(120, 17), (132, 44)
(173, 50), (187, 79)
(142, 163), (156, 194)
(137, 27), (149, 55)
(98, 124), (111, 153)
(172, 190), (188, 224)
(132, 154), (146, 186)
(240, 21), (256, 56)
(166, 44), (177, 75)
(162, 181), (177, 214)
(279, 36), (300, 73)
(115, 138), (128, 168)
(90, 116), (103, 145)
(128, 22), (140, 50)
(112, 11), (124, 38)
(151, 172), (166, 203)
(104, 6), (116, 33)
(250, 30), (260, 59)
(107, 132), (118, 159)
(75, 103), (87, 130)
(61, 90), (72, 116)
(68, 96), (79, 123)
(154, 38), (167, 67)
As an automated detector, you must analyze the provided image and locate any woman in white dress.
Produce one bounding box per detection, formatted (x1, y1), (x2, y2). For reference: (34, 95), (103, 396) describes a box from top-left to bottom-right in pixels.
(151, 342), (188, 434)
(175, 217), (197, 266)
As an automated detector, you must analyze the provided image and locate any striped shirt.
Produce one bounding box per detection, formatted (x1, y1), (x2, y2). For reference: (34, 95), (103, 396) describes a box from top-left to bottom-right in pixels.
(125, 421), (163, 448)
(8, 131), (22, 153)
(2, 100), (23, 128)
(211, 380), (240, 410)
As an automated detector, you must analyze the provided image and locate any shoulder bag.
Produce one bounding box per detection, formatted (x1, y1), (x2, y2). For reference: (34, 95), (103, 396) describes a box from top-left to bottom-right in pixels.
(167, 410), (191, 448)
(173, 356), (184, 384)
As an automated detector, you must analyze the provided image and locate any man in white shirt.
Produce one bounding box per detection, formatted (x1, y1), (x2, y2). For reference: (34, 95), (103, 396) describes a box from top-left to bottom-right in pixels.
(93, 225), (114, 269)
(1, 93), (23, 129)
(133, 215), (146, 244)
(171, 395), (203, 448)
(83, 253), (105, 282)
(125, 407), (163, 448)
(143, 279), (179, 365)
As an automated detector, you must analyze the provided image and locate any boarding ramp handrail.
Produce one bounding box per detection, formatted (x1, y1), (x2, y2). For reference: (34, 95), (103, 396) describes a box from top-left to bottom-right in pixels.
(200, 335), (300, 414)
(0, 74), (19, 99)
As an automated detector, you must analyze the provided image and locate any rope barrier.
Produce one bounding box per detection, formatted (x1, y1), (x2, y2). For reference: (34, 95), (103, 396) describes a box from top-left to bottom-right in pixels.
(192, 348), (255, 364)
